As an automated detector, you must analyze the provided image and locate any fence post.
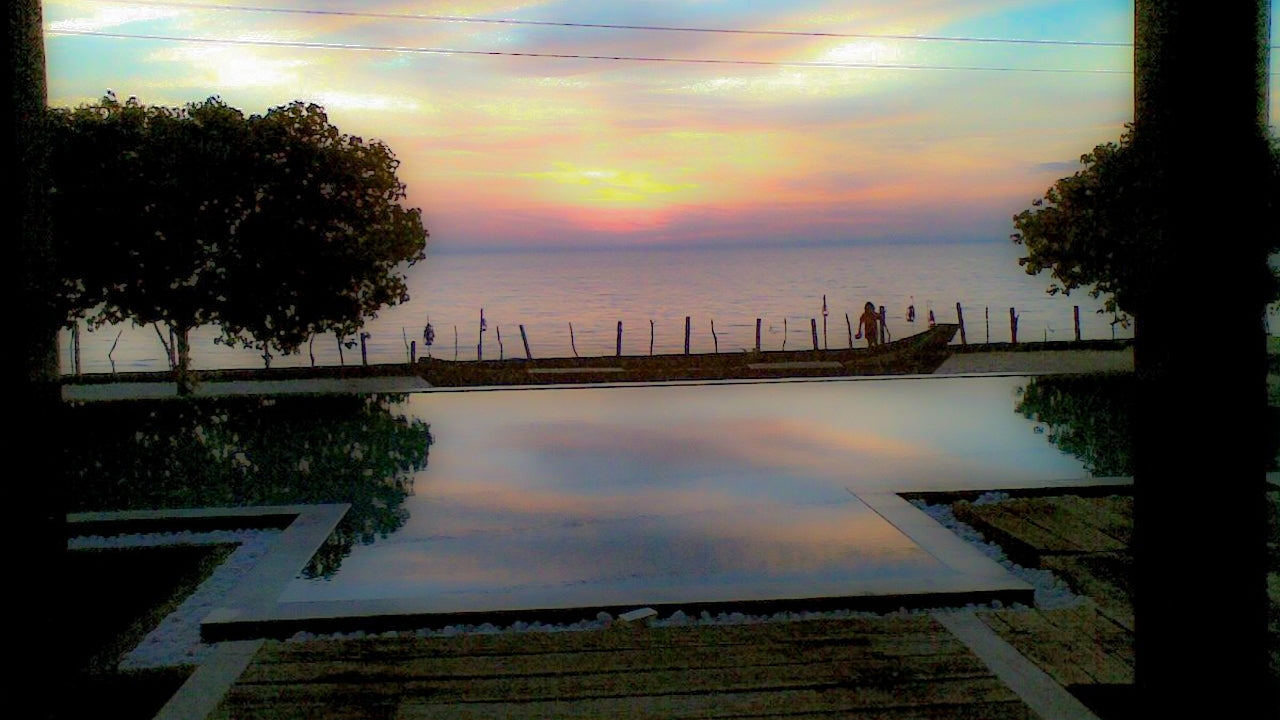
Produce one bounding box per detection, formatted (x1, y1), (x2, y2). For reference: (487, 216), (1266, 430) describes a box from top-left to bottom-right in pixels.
(985, 307), (990, 344)
(520, 324), (532, 359)
(569, 322), (578, 357)
(822, 295), (828, 350)
(755, 318), (761, 353)
(497, 326), (504, 360)
(1074, 306), (1081, 341)
(360, 332), (370, 366)
(1009, 308), (1018, 344)
(650, 320), (654, 356)
(411, 340), (416, 364)
(845, 313), (853, 348)
(684, 316), (691, 354)
(616, 321), (623, 357)
(810, 319), (819, 350)
(711, 319), (719, 353)
(956, 302), (967, 345)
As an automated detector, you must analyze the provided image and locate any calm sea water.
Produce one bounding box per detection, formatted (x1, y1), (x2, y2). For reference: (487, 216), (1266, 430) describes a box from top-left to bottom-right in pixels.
(63, 241), (1140, 373)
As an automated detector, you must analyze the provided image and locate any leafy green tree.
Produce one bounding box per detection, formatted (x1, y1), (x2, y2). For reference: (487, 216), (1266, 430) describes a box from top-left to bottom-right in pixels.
(215, 101), (427, 366)
(46, 94), (428, 388)
(48, 94), (253, 389)
(1012, 126), (1279, 321)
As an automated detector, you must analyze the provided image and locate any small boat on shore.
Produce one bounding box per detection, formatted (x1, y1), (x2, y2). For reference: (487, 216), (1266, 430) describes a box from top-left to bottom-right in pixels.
(417, 323), (960, 387)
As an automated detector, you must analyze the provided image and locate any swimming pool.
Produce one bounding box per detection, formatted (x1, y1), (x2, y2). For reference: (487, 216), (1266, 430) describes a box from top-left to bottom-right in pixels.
(276, 375), (1097, 616)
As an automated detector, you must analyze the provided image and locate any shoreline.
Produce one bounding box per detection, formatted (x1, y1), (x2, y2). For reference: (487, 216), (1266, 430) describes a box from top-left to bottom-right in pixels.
(60, 327), (1144, 393)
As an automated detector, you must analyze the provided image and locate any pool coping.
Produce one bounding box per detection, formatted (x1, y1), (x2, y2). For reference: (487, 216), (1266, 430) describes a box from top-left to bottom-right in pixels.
(191, 485), (1061, 643)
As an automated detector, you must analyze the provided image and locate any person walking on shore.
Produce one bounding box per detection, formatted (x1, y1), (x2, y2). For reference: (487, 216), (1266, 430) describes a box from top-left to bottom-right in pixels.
(855, 301), (880, 347)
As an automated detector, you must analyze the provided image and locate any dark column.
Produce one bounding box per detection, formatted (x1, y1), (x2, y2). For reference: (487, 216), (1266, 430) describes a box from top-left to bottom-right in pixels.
(10, 0), (68, 699)
(1132, 1), (1272, 712)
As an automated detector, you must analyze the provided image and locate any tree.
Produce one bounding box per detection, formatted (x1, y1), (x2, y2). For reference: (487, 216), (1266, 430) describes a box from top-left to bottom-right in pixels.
(46, 94), (428, 388)
(216, 101), (427, 366)
(1011, 126), (1279, 321)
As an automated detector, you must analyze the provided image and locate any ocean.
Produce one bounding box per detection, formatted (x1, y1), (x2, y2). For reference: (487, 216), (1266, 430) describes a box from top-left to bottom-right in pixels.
(61, 241), (1143, 374)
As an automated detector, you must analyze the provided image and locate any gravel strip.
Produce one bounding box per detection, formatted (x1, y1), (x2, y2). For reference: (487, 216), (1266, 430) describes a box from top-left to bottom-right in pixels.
(71, 529), (281, 669)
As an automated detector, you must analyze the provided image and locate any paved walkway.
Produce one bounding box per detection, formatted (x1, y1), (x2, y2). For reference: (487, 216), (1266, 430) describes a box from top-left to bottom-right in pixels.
(62, 375), (433, 401)
(932, 349), (1134, 375)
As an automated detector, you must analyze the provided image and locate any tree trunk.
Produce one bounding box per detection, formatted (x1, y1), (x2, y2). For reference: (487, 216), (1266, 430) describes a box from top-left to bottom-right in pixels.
(174, 325), (195, 395)
(1132, 1), (1272, 713)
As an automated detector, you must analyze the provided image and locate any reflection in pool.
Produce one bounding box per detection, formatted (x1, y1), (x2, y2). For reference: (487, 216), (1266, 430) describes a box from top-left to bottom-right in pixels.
(281, 375), (1094, 610)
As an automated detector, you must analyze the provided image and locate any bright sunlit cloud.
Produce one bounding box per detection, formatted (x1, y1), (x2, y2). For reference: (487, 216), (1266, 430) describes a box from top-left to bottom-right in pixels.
(44, 0), (1272, 251)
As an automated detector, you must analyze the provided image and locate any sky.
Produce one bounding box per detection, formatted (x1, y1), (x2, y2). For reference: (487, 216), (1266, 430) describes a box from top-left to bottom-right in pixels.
(41, 0), (1278, 253)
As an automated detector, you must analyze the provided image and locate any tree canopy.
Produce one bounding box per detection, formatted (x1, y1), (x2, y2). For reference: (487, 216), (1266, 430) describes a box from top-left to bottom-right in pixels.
(46, 93), (428, 385)
(1011, 126), (1279, 321)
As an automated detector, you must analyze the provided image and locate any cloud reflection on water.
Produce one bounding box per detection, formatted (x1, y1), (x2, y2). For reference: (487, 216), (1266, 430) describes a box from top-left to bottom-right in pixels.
(283, 377), (1089, 606)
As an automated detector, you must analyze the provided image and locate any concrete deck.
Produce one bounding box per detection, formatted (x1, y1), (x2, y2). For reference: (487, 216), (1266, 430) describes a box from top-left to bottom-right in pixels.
(932, 349), (1134, 375)
(61, 374), (433, 401)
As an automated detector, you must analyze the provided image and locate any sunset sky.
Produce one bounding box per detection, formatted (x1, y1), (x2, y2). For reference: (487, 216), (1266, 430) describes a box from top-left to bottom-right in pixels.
(42, 0), (1277, 252)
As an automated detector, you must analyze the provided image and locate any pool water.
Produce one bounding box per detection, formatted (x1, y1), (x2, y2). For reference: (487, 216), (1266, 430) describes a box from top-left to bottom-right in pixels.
(280, 375), (1092, 612)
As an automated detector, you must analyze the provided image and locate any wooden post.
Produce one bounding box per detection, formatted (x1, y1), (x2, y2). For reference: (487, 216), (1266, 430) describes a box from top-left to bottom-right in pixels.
(711, 319), (718, 353)
(497, 326), (504, 360)
(616, 321), (623, 357)
(108, 327), (122, 371)
(410, 340), (416, 364)
(985, 307), (990, 344)
(822, 295), (828, 350)
(755, 318), (761, 352)
(956, 303), (967, 345)
(454, 325), (458, 360)
(649, 319), (654, 356)
(569, 322), (578, 357)
(810, 319), (819, 350)
(520, 324), (532, 359)
(1009, 308), (1018, 344)
(782, 318), (787, 350)
(360, 332), (369, 366)
(684, 316), (691, 354)
(1074, 306), (1081, 341)
(845, 313), (853, 348)
(478, 309), (484, 361)
(337, 333), (345, 366)
(72, 323), (80, 375)
(309, 335), (316, 367)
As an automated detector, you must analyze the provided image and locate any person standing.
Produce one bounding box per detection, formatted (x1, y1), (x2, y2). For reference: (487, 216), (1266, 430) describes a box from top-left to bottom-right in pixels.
(855, 301), (880, 347)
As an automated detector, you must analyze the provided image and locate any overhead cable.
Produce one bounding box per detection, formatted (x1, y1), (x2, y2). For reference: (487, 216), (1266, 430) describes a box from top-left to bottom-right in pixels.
(74, 0), (1141, 48)
(48, 30), (1137, 74)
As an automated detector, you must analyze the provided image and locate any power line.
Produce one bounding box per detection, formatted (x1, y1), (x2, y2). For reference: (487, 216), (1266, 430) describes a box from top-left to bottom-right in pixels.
(76, 0), (1139, 48)
(47, 29), (1137, 74)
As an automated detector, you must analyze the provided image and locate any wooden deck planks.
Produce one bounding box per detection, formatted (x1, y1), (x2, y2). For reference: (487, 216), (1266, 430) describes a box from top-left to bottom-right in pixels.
(978, 606), (1133, 687)
(952, 496), (1127, 562)
(1040, 553), (1134, 631)
(211, 616), (1033, 720)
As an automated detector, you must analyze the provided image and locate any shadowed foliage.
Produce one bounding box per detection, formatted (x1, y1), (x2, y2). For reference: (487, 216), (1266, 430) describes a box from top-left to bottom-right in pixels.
(1015, 373), (1134, 476)
(63, 393), (431, 577)
(46, 94), (428, 391)
(1012, 128), (1279, 321)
